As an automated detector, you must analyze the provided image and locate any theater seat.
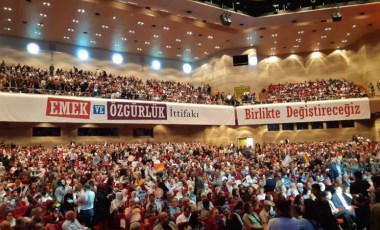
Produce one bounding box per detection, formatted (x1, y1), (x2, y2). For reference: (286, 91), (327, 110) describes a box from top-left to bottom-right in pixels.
(178, 221), (189, 230)
(337, 218), (344, 225)
(148, 216), (158, 230)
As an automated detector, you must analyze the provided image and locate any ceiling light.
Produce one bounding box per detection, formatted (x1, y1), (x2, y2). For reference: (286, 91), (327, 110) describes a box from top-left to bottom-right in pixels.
(294, 45), (299, 48)
(176, 39), (181, 42)
(4, 27), (11, 31)
(342, 40), (348, 43)
(182, 63), (192, 74)
(151, 60), (161, 70)
(77, 49), (89, 60)
(27, 43), (40, 54)
(246, 37), (253, 40)
(166, 45), (172, 49)
(6, 18), (11, 22)
(129, 30), (135, 34)
(352, 25), (356, 28)
(40, 13), (47, 18)
(346, 33), (350, 36)
(198, 43), (202, 46)
(177, 54), (181, 57)
(271, 47), (276, 50)
(68, 28), (74, 32)
(43, 2), (51, 6)
(163, 26), (169, 30)
(72, 19), (79, 23)
(121, 37), (127, 41)
(186, 31), (192, 35)
(38, 23), (44, 27)
(78, 9), (85, 13)
(4, 7), (12, 11)
(35, 31), (41, 35)
(185, 48), (191, 52)
(204, 52), (209, 55)
(144, 41), (150, 45)
(64, 36), (70, 40)
(274, 41), (277, 44)
(101, 25), (109, 29)
(321, 35), (327, 39)
(112, 53), (123, 64)
(194, 57), (199, 60)
(272, 34), (278, 37)
(137, 21), (144, 25)
(153, 34), (159, 38)
(137, 48), (142, 51)
(112, 16), (116, 20)
(249, 56), (258, 66)
(208, 35), (213, 39)
(325, 27), (332, 31)
(298, 31), (304, 34)
(215, 46), (220, 49)
(296, 38), (302, 42)
(268, 56), (277, 63)
(95, 33), (102, 37)
(157, 51), (163, 55)
(90, 40), (96, 44)
(311, 51), (321, 58)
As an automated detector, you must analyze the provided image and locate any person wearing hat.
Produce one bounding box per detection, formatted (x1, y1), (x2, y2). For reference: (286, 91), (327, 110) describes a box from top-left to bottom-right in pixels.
(260, 200), (275, 227)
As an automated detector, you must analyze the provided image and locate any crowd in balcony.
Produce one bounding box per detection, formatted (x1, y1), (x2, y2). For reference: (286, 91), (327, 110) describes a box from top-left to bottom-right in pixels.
(0, 61), (369, 106)
(0, 136), (380, 229)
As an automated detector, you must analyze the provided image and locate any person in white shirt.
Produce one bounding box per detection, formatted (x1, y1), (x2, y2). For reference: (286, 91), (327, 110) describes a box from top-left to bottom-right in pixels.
(176, 205), (192, 224)
(76, 184), (95, 229)
(260, 200), (274, 227)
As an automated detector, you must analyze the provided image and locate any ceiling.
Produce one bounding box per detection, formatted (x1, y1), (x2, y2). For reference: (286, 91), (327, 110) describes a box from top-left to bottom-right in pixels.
(0, 0), (380, 63)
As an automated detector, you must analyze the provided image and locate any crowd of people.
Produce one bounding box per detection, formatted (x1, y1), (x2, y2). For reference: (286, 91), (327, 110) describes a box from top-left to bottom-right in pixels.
(0, 137), (380, 230)
(0, 61), (369, 106)
(263, 79), (368, 104)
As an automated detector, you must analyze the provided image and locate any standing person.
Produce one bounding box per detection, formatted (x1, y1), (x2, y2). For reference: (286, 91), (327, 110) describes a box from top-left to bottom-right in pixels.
(266, 197), (299, 230)
(311, 184), (339, 230)
(350, 171), (370, 230)
(76, 183), (95, 229)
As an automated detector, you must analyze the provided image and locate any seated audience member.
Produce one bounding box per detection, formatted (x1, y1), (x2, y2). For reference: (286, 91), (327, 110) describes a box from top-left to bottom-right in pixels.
(5, 211), (16, 228)
(312, 184), (339, 230)
(260, 200), (275, 226)
(0, 220), (11, 230)
(200, 199), (211, 218)
(186, 212), (205, 230)
(153, 212), (178, 230)
(266, 197), (299, 230)
(176, 205), (192, 224)
(206, 207), (225, 230)
(222, 205), (243, 230)
(325, 191), (355, 230)
(62, 210), (88, 230)
(169, 198), (181, 216)
(331, 186), (355, 217)
(242, 202), (263, 229)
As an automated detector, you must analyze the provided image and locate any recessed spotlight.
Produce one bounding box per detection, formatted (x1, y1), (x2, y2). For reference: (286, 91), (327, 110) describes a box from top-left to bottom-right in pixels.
(78, 9), (85, 13)
(296, 38), (302, 42)
(3, 7), (12, 11)
(176, 38), (181, 42)
(77, 49), (89, 60)
(112, 53), (123, 64)
(342, 40), (348, 43)
(163, 26), (169, 30)
(151, 60), (161, 70)
(112, 16), (116, 20)
(298, 31), (304, 34)
(137, 48), (142, 51)
(215, 46), (220, 49)
(249, 56), (258, 66)
(198, 43), (202, 46)
(95, 33), (102, 37)
(166, 45), (172, 49)
(246, 37), (253, 40)
(40, 13), (47, 18)
(153, 34), (159, 38)
(43, 2), (51, 6)
(271, 47), (276, 50)
(72, 19), (79, 23)
(352, 24), (356, 28)
(4, 27), (11, 31)
(346, 33), (350, 36)
(194, 57), (199, 60)
(294, 45), (299, 48)
(204, 52), (209, 55)
(27, 43), (40, 54)
(176, 54), (181, 57)
(274, 41), (277, 44)
(312, 51), (321, 58)
(129, 30), (135, 34)
(208, 35), (213, 39)
(137, 21), (144, 25)
(321, 35), (327, 39)
(90, 40), (96, 44)
(101, 25), (109, 29)
(185, 48), (191, 52)
(325, 27), (332, 31)
(144, 41), (150, 45)
(6, 18), (11, 22)
(35, 31), (41, 35)
(186, 31), (192, 35)
(114, 44), (120, 47)
(182, 63), (192, 74)
(317, 43), (320, 45)
(38, 23), (44, 27)
(121, 37), (127, 41)
(63, 36), (70, 40)
(68, 28), (74, 32)
(271, 34), (278, 37)
(157, 51), (163, 55)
